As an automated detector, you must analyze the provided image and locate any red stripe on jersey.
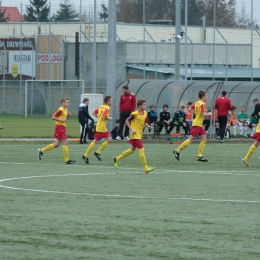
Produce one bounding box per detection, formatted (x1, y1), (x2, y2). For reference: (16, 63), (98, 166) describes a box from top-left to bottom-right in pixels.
(103, 109), (108, 117)
(53, 110), (62, 117)
(94, 108), (98, 114)
(145, 117), (148, 123)
(201, 104), (206, 113)
(190, 104), (195, 109)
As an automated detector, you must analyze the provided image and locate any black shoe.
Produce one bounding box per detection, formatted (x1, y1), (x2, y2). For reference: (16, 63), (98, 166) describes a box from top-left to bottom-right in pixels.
(83, 141), (88, 144)
(38, 148), (43, 160)
(197, 157), (208, 162)
(156, 132), (160, 138)
(65, 159), (76, 164)
(82, 155), (89, 164)
(173, 150), (180, 161)
(79, 141), (84, 144)
(94, 152), (101, 161)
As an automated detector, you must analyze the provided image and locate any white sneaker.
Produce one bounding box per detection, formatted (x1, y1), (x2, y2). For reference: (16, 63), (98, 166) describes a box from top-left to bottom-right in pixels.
(124, 136), (129, 140)
(115, 136), (121, 140)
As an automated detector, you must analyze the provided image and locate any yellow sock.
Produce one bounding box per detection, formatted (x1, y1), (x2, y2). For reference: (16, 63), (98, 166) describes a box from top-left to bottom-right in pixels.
(96, 141), (109, 154)
(176, 139), (191, 153)
(41, 143), (55, 153)
(84, 142), (95, 157)
(116, 148), (134, 162)
(198, 140), (206, 157)
(63, 145), (69, 162)
(245, 145), (256, 160)
(139, 148), (148, 171)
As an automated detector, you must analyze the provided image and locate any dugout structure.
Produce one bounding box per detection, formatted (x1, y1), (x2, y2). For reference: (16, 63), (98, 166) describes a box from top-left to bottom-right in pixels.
(116, 79), (260, 139)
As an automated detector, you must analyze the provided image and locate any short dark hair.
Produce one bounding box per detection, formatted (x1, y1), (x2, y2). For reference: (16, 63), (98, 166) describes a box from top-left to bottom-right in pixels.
(222, 90), (227, 96)
(198, 91), (207, 99)
(231, 105), (237, 110)
(83, 98), (89, 102)
(187, 101), (192, 106)
(61, 97), (68, 103)
(163, 104), (169, 108)
(180, 105), (185, 109)
(253, 98), (258, 102)
(137, 99), (146, 107)
(104, 95), (112, 104)
(149, 104), (155, 108)
(122, 85), (129, 90)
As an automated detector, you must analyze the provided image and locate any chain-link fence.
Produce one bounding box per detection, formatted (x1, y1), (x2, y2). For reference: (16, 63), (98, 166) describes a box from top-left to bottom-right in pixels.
(0, 0), (259, 137)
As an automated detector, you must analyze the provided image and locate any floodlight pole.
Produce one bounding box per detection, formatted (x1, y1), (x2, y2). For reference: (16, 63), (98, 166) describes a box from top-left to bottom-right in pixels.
(106, 0), (117, 131)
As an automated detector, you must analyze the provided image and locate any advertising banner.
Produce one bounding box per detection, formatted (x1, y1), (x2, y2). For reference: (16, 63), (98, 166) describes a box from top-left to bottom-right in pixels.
(8, 51), (35, 78)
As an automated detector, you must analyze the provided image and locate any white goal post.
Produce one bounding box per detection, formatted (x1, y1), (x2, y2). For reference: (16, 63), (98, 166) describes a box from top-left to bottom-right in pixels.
(25, 80), (85, 117)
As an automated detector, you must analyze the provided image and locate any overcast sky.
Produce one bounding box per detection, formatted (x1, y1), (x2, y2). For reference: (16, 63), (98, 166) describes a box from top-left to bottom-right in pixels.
(0, 0), (259, 24)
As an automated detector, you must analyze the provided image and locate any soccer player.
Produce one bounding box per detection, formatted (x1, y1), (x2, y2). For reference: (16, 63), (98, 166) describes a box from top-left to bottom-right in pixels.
(38, 98), (75, 164)
(242, 113), (260, 167)
(82, 96), (112, 164)
(113, 99), (155, 173)
(173, 90), (212, 162)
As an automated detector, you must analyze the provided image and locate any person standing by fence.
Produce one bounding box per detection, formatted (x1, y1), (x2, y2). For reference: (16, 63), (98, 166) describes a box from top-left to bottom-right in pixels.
(115, 85), (136, 140)
(78, 98), (94, 144)
(214, 90), (232, 143)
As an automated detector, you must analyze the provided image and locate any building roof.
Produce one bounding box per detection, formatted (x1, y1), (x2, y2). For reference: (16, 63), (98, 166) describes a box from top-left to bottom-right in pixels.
(0, 7), (21, 22)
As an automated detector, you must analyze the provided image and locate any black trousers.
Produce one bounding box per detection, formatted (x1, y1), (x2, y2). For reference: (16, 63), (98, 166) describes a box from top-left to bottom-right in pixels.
(218, 116), (228, 140)
(167, 122), (188, 135)
(156, 121), (169, 134)
(117, 112), (131, 138)
(203, 119), (210, 131)
(80, 122), (88, 142)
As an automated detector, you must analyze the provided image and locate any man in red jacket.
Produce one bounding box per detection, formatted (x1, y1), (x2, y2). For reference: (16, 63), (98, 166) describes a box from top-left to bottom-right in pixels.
(115, 85), (136, 140)
(214, 90), (232, 143)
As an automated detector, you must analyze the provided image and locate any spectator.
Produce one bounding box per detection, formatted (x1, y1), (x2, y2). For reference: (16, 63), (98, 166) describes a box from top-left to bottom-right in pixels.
(237, 105), (250, 138)
(214, 90), (232, 143)
(227, 106), (239, 137)
(185, 101), (193, 133)
(147, 104), (159, 132)
(156, 104), (171, 137)
(251, 98), (260, 117)
(115, 85), (136, 140)
(167, 106), (189, 138)
(78, 98), (94, 144)
(248, 115), (258, 138)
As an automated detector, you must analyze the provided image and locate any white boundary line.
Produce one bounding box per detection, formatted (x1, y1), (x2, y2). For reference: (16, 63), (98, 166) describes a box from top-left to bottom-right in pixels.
(0, 172), (259, 204)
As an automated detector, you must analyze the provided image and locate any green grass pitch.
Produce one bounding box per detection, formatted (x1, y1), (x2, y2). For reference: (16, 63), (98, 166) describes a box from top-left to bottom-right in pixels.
(1, 141), (260, 259)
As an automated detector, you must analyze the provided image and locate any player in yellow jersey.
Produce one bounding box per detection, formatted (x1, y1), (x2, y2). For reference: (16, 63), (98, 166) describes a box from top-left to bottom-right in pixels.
(242, 113), (260, 167)
(82, 96), (112, 164)
(173, 90), (211, 162)
(38, 98), (75, 164)
(113, 99), (155, 173)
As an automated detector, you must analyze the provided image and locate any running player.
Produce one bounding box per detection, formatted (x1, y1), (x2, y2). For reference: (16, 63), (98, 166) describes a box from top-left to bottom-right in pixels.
(82, 96), (112, 164)
(173, 90), (211, 162)
(38, 98), (75, 164)
(113, 99), (155, 173)
(242, 112), (260, 167)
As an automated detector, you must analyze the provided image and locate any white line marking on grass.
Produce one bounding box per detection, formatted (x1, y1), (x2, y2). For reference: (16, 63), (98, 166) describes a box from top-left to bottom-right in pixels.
(0, 161), (257, 176)
(0, 173), (259, 204)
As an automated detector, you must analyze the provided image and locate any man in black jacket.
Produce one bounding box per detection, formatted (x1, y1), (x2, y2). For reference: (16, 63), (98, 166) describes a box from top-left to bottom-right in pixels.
(156, 104), (171, 137)
(251, 98), (260, 118)
(78, 98), (94, 144)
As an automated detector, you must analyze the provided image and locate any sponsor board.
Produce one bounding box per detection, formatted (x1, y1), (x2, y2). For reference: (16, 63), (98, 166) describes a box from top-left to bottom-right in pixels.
(8, 51), (36, 78)
(37, 53), (63, 63)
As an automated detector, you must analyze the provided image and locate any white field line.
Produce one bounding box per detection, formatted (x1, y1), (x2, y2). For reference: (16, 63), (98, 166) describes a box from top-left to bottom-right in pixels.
(0, 172), (260, 204)
(0, 161), (256, 175)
